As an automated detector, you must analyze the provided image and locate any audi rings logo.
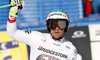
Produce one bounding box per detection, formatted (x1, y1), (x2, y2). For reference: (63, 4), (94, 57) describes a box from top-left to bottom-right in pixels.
(72, 31), (86, 38)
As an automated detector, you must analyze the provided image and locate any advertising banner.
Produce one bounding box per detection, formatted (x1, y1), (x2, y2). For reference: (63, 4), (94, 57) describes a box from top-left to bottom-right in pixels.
(89, 24), (100, 60)
(0, 31), (28, 60)
(89, 24), (100, 41)
(65, 26), (92, 60)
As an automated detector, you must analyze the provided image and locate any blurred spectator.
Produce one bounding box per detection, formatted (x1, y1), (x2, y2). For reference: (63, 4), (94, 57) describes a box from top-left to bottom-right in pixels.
(83, 0), (92, 17)
(91, 0), (100, 13)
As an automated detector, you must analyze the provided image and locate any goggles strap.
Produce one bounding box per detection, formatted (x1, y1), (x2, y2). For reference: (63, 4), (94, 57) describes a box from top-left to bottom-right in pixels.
(63, 34), (67, 37)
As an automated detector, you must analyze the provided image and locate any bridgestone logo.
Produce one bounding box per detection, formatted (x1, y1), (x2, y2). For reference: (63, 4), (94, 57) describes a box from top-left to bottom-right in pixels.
(38, 46), (67, 58)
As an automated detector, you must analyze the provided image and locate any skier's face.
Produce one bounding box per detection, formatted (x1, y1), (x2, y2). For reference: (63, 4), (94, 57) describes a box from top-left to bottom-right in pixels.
(50, 27), (64, 40)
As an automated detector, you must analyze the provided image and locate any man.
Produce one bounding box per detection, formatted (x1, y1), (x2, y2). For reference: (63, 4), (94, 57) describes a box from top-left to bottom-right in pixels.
(7, 0), (82, 60)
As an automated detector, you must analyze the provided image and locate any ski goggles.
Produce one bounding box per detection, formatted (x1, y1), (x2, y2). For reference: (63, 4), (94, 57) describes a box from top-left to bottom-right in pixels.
(48, 19), (68, 30)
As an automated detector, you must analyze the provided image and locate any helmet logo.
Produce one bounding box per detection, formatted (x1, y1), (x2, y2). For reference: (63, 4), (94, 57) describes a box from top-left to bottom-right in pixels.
(63, 14), (67, 18)
(48, 13), (62, 17)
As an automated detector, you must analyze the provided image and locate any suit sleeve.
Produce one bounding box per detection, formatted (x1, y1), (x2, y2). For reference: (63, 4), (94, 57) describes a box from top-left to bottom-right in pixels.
(7, 15), (41, 46)
(68, 47), (82, 60)
(67, 43), (78, 60)
(68, 49), (77, 60)
(7, 15), (29, 44)
(76, 54), (82, 60)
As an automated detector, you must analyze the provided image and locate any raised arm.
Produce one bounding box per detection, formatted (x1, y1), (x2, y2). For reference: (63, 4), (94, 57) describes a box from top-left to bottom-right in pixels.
(7, 0), (29, 44)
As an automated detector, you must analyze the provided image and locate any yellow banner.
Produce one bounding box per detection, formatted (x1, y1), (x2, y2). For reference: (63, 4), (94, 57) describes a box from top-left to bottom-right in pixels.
(0, 31), (28, 60)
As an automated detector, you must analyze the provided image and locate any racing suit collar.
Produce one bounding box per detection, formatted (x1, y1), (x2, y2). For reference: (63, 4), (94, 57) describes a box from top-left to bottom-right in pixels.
(50, 35), (66, 46)
(50, 35), (65, 43)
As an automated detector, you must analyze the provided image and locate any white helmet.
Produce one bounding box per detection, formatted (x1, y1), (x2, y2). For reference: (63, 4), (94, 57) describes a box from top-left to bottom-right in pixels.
(46, 9), (70, 32)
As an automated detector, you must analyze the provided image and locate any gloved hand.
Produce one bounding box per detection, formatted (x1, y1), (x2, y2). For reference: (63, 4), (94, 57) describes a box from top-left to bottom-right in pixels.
(9, 0), (25, 17)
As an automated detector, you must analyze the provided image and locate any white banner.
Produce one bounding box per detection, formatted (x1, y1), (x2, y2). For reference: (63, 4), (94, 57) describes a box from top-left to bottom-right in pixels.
(89, 24), (100, 41)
